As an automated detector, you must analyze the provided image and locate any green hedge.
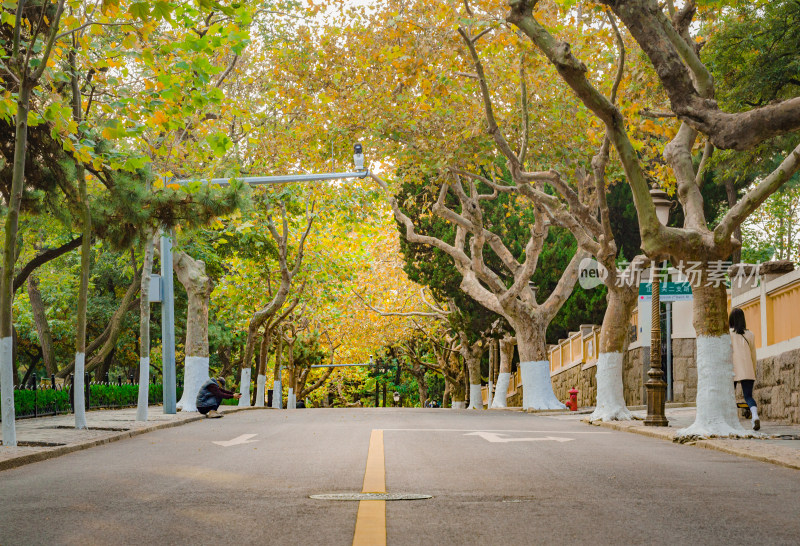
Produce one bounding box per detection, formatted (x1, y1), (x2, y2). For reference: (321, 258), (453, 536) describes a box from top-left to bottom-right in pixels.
(14, 387), (71, 416)
(11, 383), (184, 418)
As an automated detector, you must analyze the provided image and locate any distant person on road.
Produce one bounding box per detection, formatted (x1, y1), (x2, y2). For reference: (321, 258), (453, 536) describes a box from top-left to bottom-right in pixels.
(729, 307), (759, 431)
(196, 377), (241, 418)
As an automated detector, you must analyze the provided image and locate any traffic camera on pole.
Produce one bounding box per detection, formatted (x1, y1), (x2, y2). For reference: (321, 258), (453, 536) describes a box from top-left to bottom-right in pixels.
(353, 143), (365, 171)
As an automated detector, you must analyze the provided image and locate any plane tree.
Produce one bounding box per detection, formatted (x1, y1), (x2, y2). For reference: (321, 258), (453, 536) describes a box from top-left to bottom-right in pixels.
(375, 167), (585, 410)
(506, 0), (800, 436)
(452, 16), (649, 420)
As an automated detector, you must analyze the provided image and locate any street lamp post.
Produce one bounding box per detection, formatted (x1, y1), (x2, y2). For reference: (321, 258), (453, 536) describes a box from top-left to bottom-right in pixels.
(158, 144), (369, 414)
(644, 184), (672, 427)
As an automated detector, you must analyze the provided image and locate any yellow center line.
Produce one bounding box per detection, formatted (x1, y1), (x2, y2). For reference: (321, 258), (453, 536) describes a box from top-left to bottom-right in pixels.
(353, 429), (386, 546)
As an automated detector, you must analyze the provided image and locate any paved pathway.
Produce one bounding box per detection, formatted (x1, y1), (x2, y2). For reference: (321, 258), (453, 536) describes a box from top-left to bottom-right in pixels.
(1, 408), (799, 545)
(0, 404), (257, 470)
(577, 406), (800, 470)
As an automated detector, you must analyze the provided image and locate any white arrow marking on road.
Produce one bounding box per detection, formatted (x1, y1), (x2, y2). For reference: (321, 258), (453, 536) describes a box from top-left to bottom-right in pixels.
(464, 432), (574, 443)
(213, 434), (258, 447)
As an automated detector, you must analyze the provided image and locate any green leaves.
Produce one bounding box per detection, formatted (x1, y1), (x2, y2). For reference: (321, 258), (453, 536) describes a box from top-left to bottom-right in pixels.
(151, 1), (175, 21)
(128, 2), (151, 20)
(206, 134), (233, 157)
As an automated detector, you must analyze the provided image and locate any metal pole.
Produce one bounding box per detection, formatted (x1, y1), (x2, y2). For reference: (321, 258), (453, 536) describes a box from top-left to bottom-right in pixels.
(173, 170), (369, 187)
(382, 369), (387, 408)
(160, 230), (177, 414)
(645, 266), (668, 426)
(666, 301), (673, 401)
(383, 365), (389, 408)
(374, 359), (380, 408)
(157, 167), (368, 413)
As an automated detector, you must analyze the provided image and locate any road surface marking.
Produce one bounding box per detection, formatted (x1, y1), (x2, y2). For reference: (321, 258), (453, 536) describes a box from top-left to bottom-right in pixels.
(353, 429), (386, 546)
(464, 431), (574, 443)
(212, 434), (258, 447)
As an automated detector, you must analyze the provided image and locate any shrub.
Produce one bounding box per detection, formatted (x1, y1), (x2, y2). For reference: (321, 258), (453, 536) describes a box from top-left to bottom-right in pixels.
(7, 383), (184, 419)
(14, 388), (71, 416)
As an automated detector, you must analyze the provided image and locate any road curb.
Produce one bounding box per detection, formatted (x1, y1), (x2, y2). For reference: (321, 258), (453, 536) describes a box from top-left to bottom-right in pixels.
(692, 440), (800, 471)
(0, 405), (265, 472)
(587, 419), (800, 471)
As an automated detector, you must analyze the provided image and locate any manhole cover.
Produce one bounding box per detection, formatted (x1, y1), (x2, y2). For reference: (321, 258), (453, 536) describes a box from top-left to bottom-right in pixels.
(310, 493), (432, 501)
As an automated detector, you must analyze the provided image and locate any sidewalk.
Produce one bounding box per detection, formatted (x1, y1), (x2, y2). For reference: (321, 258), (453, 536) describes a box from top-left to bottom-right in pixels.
(586, 406), (800, 470)
(0, 404), (263, 471)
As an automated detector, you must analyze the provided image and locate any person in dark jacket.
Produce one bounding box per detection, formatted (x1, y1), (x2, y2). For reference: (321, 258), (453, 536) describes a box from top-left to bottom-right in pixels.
(196, 377), (240, 418)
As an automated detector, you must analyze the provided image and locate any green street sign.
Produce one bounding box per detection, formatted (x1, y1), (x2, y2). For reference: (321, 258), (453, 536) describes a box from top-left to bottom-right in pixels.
(639, 282), (693, 301)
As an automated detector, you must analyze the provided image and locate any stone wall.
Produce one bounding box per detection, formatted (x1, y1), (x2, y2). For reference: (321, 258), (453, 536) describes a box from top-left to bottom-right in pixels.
(549, 344), (695, 409)
(670, 339), (697, 403)
(548, 335), (800, 424)
(754, 347), (800, 424)
(622, 347), (646, 406)
(551, 365), (579, 405)
(551, 364), (597, 408)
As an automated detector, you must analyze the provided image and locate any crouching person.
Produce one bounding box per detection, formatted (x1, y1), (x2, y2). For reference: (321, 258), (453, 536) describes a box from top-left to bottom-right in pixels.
(196, 377), (241, 418)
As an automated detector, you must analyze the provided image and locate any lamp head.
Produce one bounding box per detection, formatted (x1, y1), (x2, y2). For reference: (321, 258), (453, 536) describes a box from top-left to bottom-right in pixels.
(528, 281), (539, 301)
(649, 184), (673, 226)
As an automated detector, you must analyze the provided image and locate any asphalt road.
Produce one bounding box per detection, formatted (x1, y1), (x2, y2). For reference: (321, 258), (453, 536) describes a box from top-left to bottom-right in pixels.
(1, 408), (799, 545)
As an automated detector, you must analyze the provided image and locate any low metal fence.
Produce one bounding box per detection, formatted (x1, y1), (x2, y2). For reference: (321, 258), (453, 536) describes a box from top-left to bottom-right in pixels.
(2, 373), (183, 420)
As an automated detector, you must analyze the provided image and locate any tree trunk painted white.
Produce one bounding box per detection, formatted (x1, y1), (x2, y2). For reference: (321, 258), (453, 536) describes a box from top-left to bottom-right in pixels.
(491, 372), (511, 408)
(589, 353), (631, 422)
(677, 282), (751, 439)
(70, 50), (92, 432)
(676, 335), (749, 439)
(520, 361), (566, 410)
(515, 324), (564, 410)
(486, 380), (493, 408)
(176, 356), (209, 412)
(73, 352), (88, 429)
(172, 251), (213, 413)
(0, 77), (35, 446)
(590, 283), (637, 422)
(461, 338), (485, 410)
(255, 374), (266, 407)
(0, 337), (16, 445)
(136, 232), (156, 422)
(287, 387), (296, 409)
(467, 384), (483, 409)
(272, 379), (282, 409)
(447, 375), (465, 409)
(491, 337), (514, 409)
(238, 367), (251, 407)
(136, 357), (150, 421)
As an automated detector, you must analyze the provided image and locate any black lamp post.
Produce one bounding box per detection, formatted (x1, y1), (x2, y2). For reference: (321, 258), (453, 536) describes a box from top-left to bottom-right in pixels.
(644, 184), (672, 427)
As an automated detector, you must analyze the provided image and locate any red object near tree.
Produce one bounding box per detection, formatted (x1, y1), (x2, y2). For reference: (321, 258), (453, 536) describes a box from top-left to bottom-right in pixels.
(567, 388), (579, 411)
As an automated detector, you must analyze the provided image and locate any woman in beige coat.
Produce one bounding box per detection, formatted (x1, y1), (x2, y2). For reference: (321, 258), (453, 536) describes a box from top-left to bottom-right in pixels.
(729, 307), (759, 430)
